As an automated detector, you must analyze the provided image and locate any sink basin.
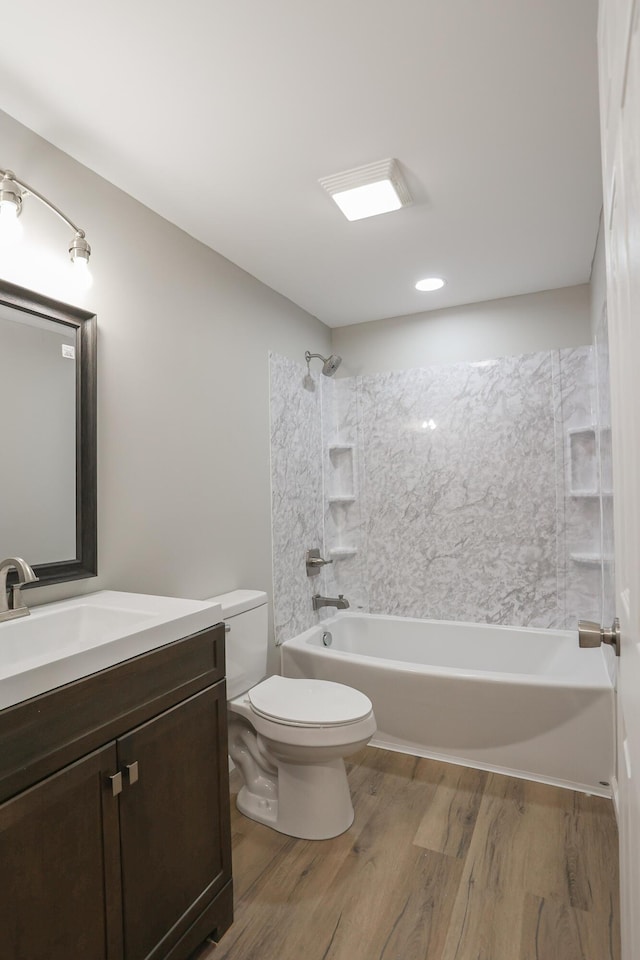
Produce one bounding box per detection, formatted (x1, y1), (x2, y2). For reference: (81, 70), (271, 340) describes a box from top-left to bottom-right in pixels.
(0, 591), (223, 710)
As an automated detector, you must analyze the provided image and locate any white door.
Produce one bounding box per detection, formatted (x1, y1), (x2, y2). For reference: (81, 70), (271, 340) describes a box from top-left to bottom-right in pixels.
(598, 0), (640, 956)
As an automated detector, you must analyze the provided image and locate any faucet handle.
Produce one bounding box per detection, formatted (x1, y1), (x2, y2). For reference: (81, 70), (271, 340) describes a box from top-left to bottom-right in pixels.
(306, 548), (333, 576)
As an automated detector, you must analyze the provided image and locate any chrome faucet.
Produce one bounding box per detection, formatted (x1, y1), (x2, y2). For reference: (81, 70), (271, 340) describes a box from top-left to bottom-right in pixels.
(0, 557), (38, 623)
(312, 594), (349, 611)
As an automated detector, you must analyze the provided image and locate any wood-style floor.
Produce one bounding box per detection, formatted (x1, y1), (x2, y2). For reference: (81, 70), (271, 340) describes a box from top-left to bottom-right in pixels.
(195, 747), (620, 960)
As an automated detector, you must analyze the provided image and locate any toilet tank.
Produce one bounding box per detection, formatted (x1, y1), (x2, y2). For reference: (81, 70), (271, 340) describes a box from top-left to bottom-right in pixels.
(206, 589), (268, 699)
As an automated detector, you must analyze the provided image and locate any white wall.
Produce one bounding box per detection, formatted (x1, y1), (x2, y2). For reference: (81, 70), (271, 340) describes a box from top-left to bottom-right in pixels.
(0, 109), (330, 645)
(331, 284), (591, 376)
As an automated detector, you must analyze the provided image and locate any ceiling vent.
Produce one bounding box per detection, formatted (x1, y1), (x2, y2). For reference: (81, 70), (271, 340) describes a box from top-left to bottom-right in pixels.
(319, 158), (412, 221)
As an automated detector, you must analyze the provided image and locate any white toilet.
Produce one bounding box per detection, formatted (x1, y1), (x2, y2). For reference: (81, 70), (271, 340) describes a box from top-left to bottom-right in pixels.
(207, 589), (376, 840)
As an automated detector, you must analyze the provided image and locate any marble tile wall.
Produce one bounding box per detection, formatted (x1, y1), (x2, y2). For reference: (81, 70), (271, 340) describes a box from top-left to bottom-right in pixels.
(269, 353), (324, 643)
(270, 345), (609, 640)
(553, 347), (601, 626)
(320, 376), (369, 614)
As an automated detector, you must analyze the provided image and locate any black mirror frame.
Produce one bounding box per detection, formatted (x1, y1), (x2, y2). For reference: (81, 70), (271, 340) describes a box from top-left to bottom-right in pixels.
(0, 279), (97, 586)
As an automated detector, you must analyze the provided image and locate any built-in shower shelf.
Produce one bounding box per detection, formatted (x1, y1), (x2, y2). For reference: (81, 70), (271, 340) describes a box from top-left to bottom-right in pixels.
(570, 490), (613, 498)
(328, 444), (356, 503)
(328, 547), (358, 559)
(567, 425), (611, 436)
(570, 553), (603, 565)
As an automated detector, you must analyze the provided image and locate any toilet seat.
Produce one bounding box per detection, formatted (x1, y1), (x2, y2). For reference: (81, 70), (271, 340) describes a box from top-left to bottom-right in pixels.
(248, 675), (373, 728)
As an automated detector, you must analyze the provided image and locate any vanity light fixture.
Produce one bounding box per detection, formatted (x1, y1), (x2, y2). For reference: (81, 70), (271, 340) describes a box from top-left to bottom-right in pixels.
(415, 277), (445, 292)
(0, 168), (92, 269)
(319, 159), (412, 221)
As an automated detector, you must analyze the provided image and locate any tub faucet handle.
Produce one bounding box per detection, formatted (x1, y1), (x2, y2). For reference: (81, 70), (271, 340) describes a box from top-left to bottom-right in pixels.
(306, 548), (333, 577)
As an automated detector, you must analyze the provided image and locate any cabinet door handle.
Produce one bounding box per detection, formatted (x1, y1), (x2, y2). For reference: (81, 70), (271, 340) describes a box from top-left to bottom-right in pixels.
(125, 761), (139, 785)
(109, 772), (123, 796)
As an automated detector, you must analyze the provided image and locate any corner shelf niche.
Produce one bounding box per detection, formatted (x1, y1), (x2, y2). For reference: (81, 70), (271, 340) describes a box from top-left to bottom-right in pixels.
(328, 443), (354, 453)
(570, 552), (602, 566)
(568, 426), (598, 494)
(567, 425), (614, 499)
(326, 441), (358, 562)
(326, 440), (356, 503)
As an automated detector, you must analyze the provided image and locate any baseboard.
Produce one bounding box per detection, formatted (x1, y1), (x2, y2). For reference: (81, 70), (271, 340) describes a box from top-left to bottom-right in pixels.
(369, 736), (613, 799)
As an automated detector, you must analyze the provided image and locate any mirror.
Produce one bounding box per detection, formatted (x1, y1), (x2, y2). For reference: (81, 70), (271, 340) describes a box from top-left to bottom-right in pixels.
(0, 279), (96, 585)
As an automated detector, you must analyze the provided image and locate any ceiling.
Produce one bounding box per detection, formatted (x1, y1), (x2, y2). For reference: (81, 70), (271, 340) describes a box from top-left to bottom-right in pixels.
(1, 1), (601, 328)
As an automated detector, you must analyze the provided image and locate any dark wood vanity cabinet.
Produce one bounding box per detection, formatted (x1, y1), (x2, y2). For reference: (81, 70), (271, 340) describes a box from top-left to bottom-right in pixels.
(0, 743), (122, 959)
(118, 684), (231, 960)
(0, 625), (233, 960)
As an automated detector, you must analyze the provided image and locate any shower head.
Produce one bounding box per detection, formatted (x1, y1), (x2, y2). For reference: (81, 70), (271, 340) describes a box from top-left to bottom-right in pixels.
(321, 354), (342, 376)
(305, 350), (343, 377)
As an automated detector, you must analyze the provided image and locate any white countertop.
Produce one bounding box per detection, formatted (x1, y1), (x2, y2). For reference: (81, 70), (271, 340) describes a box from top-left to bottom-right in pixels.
(0, 590), (223, 710)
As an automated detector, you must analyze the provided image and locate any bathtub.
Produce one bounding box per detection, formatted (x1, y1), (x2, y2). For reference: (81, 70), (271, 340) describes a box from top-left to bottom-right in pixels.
(280, 612), (615, 796)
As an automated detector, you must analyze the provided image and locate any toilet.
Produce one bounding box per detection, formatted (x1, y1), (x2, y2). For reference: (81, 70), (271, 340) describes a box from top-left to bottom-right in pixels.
(207, 589), (376, 840)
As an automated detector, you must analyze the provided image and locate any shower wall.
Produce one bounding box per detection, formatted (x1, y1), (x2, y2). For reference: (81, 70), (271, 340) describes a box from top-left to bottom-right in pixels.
(270, 346), (607, 643)
(269, 353), (324, 643)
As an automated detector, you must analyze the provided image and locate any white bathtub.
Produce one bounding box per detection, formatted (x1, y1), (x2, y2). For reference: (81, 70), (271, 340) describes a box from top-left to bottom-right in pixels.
(280, 612), (615, 796)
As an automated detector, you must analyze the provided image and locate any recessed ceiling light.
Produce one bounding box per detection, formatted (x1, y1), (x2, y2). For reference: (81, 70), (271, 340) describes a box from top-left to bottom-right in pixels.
(415, 277), (445, 292)
(319, 159), (412, 222)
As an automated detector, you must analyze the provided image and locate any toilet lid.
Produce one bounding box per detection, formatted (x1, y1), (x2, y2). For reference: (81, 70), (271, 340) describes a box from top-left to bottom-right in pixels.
(248, 675), (373, 727)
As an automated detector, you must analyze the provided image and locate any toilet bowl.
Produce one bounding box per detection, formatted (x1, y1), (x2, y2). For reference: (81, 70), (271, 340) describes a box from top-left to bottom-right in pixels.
(207, 589), (377, 840)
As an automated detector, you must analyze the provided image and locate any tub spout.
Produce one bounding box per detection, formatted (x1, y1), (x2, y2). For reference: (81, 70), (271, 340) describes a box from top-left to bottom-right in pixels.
(312, 594), (349, 611)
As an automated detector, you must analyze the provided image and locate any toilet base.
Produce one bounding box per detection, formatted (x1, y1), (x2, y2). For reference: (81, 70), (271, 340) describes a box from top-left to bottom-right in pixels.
(236, 756), (354, 840)
(227, 694), (376, 841)
(236, 784), (279, 829)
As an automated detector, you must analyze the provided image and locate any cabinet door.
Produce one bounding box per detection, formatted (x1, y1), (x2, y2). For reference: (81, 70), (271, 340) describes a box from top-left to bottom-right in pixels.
(0, 743), (123, 960)
(117, 683), (231, 960)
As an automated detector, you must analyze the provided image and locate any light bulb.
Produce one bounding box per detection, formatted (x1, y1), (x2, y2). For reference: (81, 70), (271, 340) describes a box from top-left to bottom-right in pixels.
(0, 197), (19, 218)
(415, 277), (445, 292)
(71, 256), (93, 289)
(0, 199), (24, 242)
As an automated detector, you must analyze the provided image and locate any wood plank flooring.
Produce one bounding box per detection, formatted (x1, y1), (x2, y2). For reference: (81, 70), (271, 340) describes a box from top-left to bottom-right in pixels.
(194, 747), (620, 960)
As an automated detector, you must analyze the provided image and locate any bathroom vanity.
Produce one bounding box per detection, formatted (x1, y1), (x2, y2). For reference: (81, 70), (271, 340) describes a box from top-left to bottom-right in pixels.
(0, 594), (233, 960)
